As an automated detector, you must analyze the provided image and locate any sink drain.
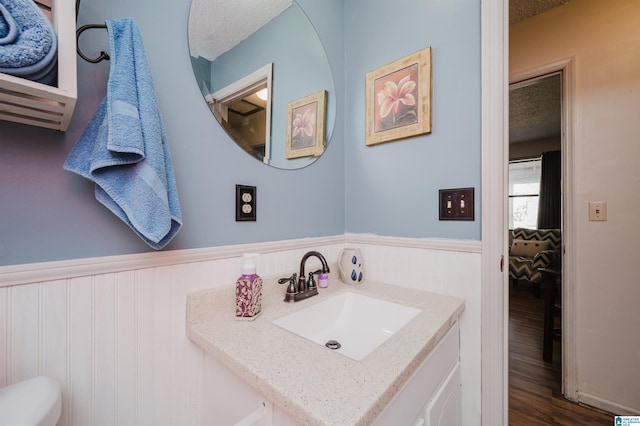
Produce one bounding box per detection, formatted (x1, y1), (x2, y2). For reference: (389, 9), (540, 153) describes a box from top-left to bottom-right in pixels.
(325, 340), (341, 350)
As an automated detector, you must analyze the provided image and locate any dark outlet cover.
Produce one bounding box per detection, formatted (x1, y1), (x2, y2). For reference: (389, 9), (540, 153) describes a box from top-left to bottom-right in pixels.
(236, 185), (256, 221)
(439, 188), (474, 221)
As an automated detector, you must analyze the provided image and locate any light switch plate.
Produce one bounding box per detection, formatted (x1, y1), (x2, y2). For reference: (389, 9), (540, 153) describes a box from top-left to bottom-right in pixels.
(589, 201), (607, 221)
(439, 188), (474, 221)
(236, 185), (256, 221)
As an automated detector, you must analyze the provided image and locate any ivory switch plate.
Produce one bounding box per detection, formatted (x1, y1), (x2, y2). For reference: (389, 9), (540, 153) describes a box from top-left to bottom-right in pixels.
(589, 201), (607, 221)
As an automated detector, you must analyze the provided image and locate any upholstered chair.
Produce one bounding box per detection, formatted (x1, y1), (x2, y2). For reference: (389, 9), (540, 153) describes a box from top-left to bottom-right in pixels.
(509, 228), (561, 296)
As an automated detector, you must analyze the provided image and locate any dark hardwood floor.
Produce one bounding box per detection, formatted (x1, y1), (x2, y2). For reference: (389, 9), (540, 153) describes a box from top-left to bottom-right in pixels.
(509, 282), (614, 425)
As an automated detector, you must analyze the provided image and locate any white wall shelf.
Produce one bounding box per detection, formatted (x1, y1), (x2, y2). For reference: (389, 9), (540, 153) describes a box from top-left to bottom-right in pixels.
(0, 0), (77, 132)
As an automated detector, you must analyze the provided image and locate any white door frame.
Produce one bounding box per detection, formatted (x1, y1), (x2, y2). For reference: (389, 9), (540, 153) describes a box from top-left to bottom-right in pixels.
(481, 0), (578, 421)
(207, 63), (274, 165)
(480, 0), (509, 423)
(510, 58), (577, 402)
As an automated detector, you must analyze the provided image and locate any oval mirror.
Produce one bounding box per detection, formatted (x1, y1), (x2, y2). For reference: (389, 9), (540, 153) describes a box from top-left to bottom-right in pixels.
(188, 0), (336, 170)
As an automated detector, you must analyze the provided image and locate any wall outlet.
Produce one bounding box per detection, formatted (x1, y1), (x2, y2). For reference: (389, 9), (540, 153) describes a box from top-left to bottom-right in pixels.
(236, 185), (256, 221)
(589, 201), (607, 221)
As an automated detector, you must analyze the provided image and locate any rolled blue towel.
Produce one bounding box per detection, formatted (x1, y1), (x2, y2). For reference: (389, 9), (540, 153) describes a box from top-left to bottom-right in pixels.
(0, 3), (18, 43)
(0, 0), (57, 85)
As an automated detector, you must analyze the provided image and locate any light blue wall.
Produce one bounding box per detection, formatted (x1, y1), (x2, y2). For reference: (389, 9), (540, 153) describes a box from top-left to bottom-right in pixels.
(0, 0), (482, 267)
(344, 0), (481, 240)
(0, 0), (345, 266)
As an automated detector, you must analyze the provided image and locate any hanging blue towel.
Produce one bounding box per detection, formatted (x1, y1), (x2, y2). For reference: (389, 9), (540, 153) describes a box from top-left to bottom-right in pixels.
(64, 18), (182, 250)
(0, 0), (58, 85)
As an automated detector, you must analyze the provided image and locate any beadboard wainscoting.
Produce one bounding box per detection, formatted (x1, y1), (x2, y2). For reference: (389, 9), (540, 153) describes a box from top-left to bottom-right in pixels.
(345, 233), (482, 424)
(0, 234), (481, 425)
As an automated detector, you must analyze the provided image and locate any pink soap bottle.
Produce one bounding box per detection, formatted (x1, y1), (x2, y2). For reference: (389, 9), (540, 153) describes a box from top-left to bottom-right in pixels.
(235, 253), (263, 320)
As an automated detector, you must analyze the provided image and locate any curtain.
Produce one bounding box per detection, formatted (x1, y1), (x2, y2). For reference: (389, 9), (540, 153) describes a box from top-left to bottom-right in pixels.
(537, 150), (561, 229)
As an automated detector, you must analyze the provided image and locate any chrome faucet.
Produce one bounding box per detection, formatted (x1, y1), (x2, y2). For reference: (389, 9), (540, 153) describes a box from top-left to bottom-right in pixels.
(278, 251), (330, 302)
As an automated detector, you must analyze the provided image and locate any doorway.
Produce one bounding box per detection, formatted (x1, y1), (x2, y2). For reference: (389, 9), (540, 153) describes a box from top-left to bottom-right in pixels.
(479, 2), (580, 422)
(507, 59), (580, 420)
(508, 72), (564, 422)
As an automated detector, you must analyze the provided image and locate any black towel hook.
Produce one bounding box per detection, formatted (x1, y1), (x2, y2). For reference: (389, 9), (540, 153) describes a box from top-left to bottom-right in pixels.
(75, 0), (110, 63)
(76, 24), (110, 63)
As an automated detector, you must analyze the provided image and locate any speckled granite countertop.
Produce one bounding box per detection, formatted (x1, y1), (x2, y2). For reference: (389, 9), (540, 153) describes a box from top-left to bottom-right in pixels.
(186, 277), (464, 426)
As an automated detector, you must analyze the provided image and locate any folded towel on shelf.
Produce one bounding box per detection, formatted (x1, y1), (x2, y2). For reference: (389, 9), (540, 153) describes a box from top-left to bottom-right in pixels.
(0, 3), (17, 43)
(0, 0), (57, 85)
(64, 18), (182, 250)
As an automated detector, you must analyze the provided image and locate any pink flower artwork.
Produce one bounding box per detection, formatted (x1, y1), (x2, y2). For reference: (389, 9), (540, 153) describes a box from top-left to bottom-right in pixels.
(291, 103), (317, 149)
(374, 64), (419, 132)
(365, 47), (431, 146)
(286, 90), (327, 159)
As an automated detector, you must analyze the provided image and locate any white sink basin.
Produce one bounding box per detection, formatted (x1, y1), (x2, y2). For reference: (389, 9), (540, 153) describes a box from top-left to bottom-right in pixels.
(272, 292), (421, 360)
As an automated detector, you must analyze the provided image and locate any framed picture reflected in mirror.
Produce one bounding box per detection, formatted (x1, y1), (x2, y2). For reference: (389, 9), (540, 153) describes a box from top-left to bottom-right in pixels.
(285, 90), (327, 160)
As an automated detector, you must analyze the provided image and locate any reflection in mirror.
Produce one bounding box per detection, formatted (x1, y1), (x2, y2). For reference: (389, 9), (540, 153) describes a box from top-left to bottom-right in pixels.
(206, 64), (273, 164)
(188, 0), (336, 169)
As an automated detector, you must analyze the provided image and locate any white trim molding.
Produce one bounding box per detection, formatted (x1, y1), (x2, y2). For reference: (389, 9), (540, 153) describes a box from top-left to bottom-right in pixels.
(346, 233), (481, 253)
(0, 235), (344, 287)
(481, 0), (509, 424)
(509, 57), (577, 403)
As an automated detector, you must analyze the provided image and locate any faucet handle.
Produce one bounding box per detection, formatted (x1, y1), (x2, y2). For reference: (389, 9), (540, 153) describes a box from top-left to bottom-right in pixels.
(307, 271), (317, 290)
(278, 273), (298, 295)
(277, 275), (292, 284)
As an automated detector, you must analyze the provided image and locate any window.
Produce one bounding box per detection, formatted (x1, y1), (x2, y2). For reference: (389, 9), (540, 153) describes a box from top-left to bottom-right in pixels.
(509, 158), (542, 229)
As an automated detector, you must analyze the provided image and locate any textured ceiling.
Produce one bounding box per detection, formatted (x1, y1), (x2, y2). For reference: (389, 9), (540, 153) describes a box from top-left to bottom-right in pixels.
(188, 0), (293, 61)
(509, 0), (568, 144)
(189, 0), (570, 59)
(510, 0), (569, 24)
(510, 74), (561, 144)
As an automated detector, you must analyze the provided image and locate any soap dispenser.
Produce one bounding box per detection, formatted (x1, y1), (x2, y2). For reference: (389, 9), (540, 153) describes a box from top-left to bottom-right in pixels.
(235, 253), (263, 320)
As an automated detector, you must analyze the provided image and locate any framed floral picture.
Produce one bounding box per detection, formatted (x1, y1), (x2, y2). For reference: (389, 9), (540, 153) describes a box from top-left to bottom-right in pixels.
(285, 90), (327, 159)
(365, 47), (432, 146)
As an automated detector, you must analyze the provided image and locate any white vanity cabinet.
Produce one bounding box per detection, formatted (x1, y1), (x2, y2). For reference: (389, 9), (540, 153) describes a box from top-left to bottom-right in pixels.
(235, 322), (461, 426)
(187, 279), (464, 426)
(372, 321), (460, 426)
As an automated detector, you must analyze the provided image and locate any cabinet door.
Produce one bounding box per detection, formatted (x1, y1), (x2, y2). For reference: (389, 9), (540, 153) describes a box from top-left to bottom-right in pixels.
(372, 323), (459, 426)
(425, 363), (461, 426)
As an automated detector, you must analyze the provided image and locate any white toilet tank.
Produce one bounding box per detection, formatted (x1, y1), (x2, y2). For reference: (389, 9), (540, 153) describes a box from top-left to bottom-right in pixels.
(0, 376), (62, 426)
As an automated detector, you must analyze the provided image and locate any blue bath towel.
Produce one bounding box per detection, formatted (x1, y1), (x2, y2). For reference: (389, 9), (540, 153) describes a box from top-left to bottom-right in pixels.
(0, 0), (57, 85)
(64, 18), (182, 250)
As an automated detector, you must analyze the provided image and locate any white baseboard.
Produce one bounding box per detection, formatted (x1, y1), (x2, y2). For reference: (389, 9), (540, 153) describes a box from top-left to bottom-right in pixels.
(579, 392), (639, 416)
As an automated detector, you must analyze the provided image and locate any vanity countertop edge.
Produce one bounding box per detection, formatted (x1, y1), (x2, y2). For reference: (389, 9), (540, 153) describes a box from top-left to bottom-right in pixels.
(186, 277), (465, 426)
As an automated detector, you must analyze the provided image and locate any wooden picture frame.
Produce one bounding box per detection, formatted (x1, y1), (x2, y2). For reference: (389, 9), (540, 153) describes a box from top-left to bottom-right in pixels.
(285, 90), (327, 159)
(365, 47), (432, 146)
